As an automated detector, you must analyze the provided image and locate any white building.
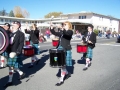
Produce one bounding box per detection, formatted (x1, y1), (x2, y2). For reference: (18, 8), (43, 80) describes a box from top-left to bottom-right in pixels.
(0, 11), (120, 33)
(52, 11), (120, 33)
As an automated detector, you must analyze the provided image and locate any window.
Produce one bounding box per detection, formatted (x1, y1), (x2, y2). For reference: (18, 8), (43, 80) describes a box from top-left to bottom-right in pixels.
(0, 19), (4, 22)
(82, 16), (86, 19)
(99, 17), (103, 21)
(79, 16), (86, 19)
(110, 19), (112, 23)
(5, 19), (7, 22)
(79, 16), (82, 19)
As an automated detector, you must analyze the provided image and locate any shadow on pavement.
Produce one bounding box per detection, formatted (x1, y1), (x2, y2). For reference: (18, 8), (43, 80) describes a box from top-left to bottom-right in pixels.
(77, 58), (86, 65)
(0, 54), (49, 90)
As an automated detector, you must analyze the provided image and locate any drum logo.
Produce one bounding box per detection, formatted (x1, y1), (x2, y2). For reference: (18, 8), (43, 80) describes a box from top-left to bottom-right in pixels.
(54, 57), (58, 61)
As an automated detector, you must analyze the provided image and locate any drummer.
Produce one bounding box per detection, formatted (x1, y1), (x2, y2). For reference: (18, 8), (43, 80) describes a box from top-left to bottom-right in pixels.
(81, 24), (96, 71)
(0, 23), (11, 69)
(50, 21), (73, 86)
(4, 21), (25, 88)
(25, 23), (40, 68)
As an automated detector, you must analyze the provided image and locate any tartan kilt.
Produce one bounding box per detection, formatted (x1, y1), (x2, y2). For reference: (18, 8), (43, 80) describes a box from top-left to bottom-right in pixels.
(7, 55), (23, 69)
(66, 50), (72, 66)
(86, 47), (93, 58)
(1, 51), (9, 58)
(57, 46), (72, 66)
(32, 43), (40, 55)
(30, 41), (40, 55)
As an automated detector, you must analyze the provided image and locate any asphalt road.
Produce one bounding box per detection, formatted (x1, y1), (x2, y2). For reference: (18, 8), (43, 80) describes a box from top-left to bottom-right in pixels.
(0, 37), (120, 90)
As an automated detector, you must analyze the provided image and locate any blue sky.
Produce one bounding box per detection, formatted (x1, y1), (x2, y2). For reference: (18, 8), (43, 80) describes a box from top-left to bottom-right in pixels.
(0, 0), (120, 19)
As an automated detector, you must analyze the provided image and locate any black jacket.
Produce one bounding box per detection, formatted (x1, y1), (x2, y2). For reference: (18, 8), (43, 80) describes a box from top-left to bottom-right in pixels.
(25, 29), (39, 44)
(82, 32), (96, 49)
(8, 30), (25, 55)
(50, 28), (73, 50)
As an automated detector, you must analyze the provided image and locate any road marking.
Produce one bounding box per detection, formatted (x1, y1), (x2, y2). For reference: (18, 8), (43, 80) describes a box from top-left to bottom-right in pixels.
(99, 44), (120, 46)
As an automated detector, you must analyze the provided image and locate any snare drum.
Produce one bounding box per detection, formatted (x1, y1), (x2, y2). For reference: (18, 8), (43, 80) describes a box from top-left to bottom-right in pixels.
(23, 45), (34, 56)
(77, 43), (88, 53)
(52, 39), (59, 47)
(49, 48), (66, 68)
(25, 41), (30, 45)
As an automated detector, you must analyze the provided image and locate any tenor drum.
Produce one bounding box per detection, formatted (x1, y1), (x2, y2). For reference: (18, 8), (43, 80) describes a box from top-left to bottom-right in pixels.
(23, 45), (34, 56)
(77, 43), (88, 53)
(0, 26), (9, 54)
(52, 39), (59, 47)
(49, 48), (66, 68)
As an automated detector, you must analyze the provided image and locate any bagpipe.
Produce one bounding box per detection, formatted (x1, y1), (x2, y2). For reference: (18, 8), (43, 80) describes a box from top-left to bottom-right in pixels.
(0, 26), (9, 54)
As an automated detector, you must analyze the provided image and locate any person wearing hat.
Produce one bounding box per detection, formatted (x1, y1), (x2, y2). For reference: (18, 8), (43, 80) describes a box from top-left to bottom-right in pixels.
(0, 23), (11, 69)
(4, 21), (25, 88)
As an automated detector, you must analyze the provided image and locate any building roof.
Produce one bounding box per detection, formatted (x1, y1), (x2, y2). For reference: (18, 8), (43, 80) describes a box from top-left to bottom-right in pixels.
(51, 19), (92, 24)
(0, 16), (62, 21)
(61, 11), (120, 20)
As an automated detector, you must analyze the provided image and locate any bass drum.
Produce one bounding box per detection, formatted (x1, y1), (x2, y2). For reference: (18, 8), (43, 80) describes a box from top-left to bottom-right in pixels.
(0, 26), (9, 54)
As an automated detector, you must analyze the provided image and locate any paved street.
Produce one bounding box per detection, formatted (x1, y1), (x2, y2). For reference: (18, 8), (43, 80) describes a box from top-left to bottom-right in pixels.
(0, 37), (120, 90)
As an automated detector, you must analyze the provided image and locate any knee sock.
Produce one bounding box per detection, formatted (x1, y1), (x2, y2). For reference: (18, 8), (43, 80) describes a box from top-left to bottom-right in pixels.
(85, 58), (90, 67)
(0, 56), (5, 67)
(60, 67), (68, 82)
(8, 69), (14, 82)
(33, 55), (39, 61)
(31, 57), (35, 65)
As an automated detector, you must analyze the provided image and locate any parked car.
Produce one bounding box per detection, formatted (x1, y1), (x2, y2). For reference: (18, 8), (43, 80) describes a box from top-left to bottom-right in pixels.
(117, 34), (120, 43)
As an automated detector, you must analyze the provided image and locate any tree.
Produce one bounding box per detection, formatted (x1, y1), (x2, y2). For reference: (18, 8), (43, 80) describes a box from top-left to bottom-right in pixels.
(13, 6), (30, 18)
(9, 10), (14, 17)
(0, 9), (7, 16)
(44, 12), (63, 18)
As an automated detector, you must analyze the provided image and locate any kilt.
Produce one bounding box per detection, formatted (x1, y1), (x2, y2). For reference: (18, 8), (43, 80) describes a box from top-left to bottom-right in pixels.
(32, 44), (40, 55)
(57, 46), (72, 66)
(86, 47), (93, 59)
(7, 55), (23, 69)
(30, 41), (40, 55)
(1, 51), (9, 58)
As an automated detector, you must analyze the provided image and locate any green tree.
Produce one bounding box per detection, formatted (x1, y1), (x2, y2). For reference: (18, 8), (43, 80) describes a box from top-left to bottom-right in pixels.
(44, 12), (63, 18)
(0, 9), (6, 16)
(9, 10), (14, 17)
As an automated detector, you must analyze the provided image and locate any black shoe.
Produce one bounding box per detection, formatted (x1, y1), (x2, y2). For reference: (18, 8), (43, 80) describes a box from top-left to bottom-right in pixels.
(0, 67), (5, 69)
(88, 63), (92, 67)
(56, 81), (64, 86)
(28, 65), (34, 68)
(36, 60), (40, 65)
(4, 82), (13, 88)
(64, 73), (71, 80)
(83, 67), (88, 71)
(18, 73), (25, 80)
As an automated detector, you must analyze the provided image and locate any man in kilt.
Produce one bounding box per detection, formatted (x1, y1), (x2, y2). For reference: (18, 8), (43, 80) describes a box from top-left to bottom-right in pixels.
(0, 23), (11, 69)
(50, 21), (73, 86)
(82, 24), (96, 71)
(4, 21), (25, 88)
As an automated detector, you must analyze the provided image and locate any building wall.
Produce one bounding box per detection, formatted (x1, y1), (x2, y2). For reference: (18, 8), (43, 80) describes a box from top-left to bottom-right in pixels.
(91, 15), (119, 32)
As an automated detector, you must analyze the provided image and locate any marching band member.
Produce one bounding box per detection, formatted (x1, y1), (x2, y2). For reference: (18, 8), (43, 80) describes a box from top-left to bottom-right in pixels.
(4, 21), (25, 88)
(50, 21), (73, 86)
(82, 24), (96, 71)
(0, 23), (11, 69)
(25, 23), (40, 68)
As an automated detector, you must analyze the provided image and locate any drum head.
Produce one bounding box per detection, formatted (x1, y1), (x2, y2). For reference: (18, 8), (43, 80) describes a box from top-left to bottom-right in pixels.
(0, 26), (9, 54)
